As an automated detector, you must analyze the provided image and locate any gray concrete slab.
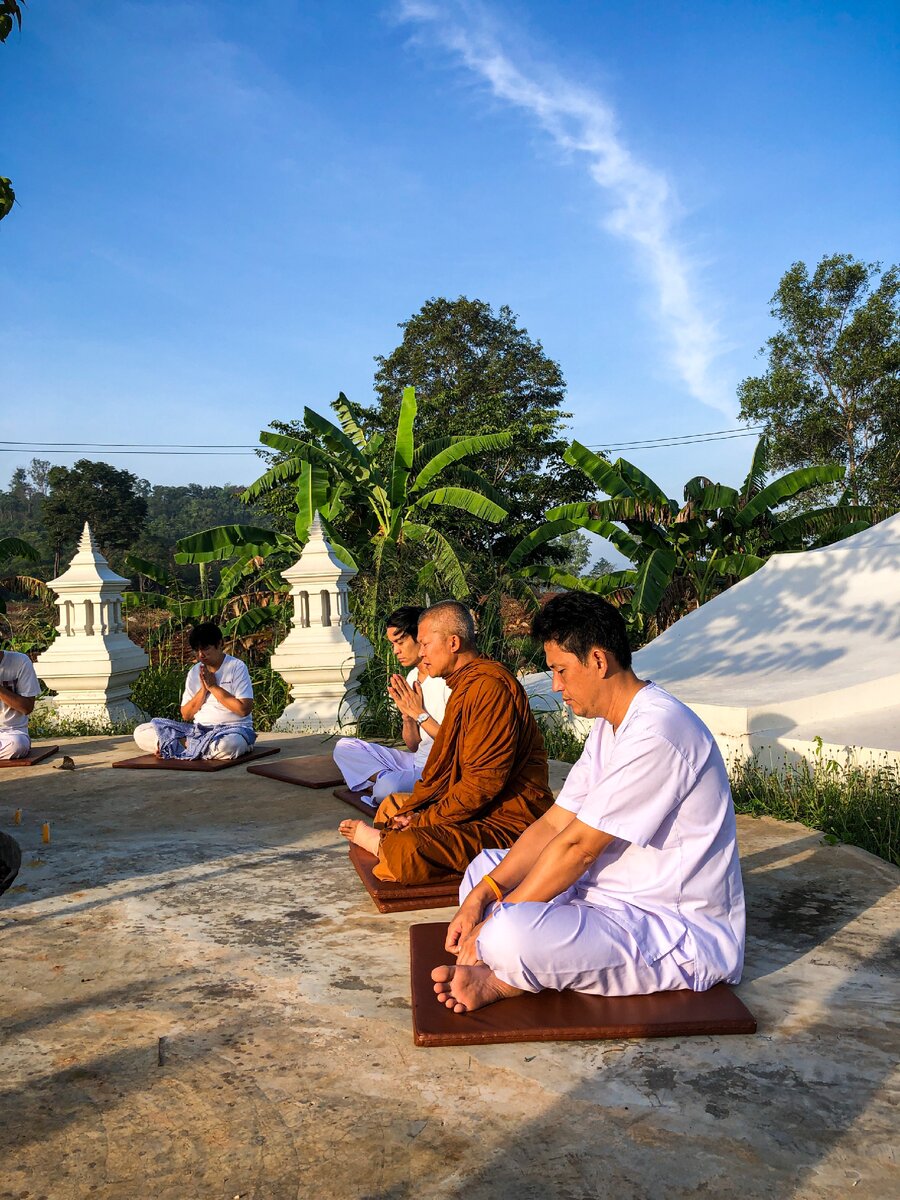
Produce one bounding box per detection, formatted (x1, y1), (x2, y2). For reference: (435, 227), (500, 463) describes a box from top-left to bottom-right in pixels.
(1, 733), (897, 1200)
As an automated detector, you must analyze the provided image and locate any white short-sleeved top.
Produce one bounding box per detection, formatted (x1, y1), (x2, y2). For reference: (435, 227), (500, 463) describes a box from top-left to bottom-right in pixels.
(407, 667), (451, 770)
(555, 683), (745, 989)
(0, 651), (41, 733)
(182, 655), (254, 728)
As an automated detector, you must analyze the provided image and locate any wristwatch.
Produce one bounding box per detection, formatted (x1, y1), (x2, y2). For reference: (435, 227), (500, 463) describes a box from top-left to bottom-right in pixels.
(415, 711), (430, 726)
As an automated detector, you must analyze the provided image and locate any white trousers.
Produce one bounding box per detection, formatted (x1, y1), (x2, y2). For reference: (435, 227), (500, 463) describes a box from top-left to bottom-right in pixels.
(466, 849), (696, 997)
(133, 722), (250, 761)
(332, 737), (421, 800)
(0, 731), (30, 760)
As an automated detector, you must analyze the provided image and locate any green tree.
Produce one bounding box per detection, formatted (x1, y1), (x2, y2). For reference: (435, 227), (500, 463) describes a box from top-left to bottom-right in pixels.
(1, 2), (24, 222)
(42, 460), (149, 573)
(532, 437), (876, 642)
(360, 296), (591, 560)
(738, 254), (900, 507)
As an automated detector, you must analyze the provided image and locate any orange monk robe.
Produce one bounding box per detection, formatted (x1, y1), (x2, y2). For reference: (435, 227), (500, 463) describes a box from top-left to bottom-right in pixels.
(372, 657), (553, 884)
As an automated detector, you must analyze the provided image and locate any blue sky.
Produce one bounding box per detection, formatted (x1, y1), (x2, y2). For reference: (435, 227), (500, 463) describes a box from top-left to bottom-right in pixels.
(2, 0), (897, 506)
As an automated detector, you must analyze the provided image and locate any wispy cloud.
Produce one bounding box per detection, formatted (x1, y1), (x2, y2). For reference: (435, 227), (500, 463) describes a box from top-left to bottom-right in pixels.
(397, 0), (730, 415)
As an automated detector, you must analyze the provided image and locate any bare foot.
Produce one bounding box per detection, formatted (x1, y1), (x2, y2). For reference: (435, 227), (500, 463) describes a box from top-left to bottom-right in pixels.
(338, 818), (381, 856)
(431, 964), (524, 1014)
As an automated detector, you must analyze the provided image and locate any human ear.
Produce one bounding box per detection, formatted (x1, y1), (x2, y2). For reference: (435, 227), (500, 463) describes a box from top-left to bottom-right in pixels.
(592, 648), (609, 677)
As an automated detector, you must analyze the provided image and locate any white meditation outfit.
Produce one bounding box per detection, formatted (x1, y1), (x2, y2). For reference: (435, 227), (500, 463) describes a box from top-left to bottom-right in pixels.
(133, 654), (254, 759)
(0, 650), (41, 760)
(471, 683), (745, 996)
(180, 656), (254, 731)
(333, 668), (450, 800)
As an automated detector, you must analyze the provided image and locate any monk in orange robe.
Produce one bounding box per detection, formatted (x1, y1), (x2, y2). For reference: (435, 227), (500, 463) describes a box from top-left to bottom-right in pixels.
(338, 600), (553, 884)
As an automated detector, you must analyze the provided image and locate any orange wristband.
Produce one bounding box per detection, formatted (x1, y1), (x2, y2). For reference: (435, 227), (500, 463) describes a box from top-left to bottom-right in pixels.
(483, 873), (504, 904)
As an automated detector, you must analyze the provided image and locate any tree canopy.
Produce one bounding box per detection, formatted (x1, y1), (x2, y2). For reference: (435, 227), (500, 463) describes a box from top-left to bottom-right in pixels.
(42, 460), (148, 571)
(738, 254), (900, 507)
(359, 296), (591, 559)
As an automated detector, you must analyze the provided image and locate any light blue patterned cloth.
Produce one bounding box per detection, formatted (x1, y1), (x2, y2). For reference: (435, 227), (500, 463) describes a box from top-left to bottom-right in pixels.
(149, 718), (256, 761)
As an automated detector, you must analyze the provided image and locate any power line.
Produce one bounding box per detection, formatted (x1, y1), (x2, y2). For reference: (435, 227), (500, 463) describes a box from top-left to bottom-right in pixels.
(0, 426), (764, 457)
(589, 428), (763, 451)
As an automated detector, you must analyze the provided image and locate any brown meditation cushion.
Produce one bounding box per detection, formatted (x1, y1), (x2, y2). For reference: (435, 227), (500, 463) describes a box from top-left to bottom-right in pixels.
(409, 921), (758, 1047)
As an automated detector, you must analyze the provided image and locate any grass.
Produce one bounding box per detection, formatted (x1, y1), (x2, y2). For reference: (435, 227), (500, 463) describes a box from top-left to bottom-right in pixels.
(730, 743), (899, 867)
(536, 715), (586, 764)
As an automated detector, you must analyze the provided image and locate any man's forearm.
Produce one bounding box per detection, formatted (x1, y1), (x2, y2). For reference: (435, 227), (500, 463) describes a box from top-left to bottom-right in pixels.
(505, 824), (614, 905)
(0, 686), (35, 716)
(401, 715), (421, 752)
(207, 686), (251, 717)
(180, 688), (206, 721)
(487, 812), (569, 894)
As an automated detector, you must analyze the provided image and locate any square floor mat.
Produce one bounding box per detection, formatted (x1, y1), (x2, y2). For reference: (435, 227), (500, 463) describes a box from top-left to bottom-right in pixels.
(333, 785), (378, 815)
(0, 745), (58, 768)
(246, 753), (343, 788)
(113, 746), (280, 771)
(410, 921), (758, 1047)
(348, 844), (461, 913)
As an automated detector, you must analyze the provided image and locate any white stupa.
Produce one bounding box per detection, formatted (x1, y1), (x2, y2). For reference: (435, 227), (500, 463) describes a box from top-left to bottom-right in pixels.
(270, 514), (372, 732)
(35, 522), (149, 726)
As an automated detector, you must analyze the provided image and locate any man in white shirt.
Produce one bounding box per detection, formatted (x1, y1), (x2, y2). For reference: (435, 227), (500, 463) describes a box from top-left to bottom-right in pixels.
(133, 622), (255, 761)
(333, 606), (450, 808)
(432, 591), (746, 1014)
(0, 649), (42, 760)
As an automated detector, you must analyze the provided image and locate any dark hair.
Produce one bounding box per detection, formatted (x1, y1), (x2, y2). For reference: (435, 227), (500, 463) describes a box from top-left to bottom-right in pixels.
(385, 606), (425, 639)
(531, 592), (632, 669)
(420, 599), (476, 647)
(188, 622), (224, 651)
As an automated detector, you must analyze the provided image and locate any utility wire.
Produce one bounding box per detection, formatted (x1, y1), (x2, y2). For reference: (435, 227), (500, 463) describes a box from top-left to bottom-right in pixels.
(0, 426), (765, 457)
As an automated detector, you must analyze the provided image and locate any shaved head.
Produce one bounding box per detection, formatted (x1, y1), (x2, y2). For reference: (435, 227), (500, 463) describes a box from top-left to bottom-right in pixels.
(419, 601), (476, 649)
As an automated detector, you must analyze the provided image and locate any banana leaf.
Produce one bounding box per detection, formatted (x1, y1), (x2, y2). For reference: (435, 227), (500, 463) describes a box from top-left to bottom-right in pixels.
(0, 536), (40, 564)
(563, 441), (637, 498)
(411, 486), (507, 523)
(240, 456), (307, 504)
(334, 393), (369, 450)
(712, 554), (767, 579)
(769, 504), (877, 547)
(390, 386), (417, 511)
(123, 554), (171, 588)
(688, 484), (740, 512)
(448, 465), (510, 511)
(505, 519), (576, 569)
(175, 525), (286, 564)
(735, 463), (845, 527)
(403, 522), (469, 598)
(630, 546), (676, 615)
(303, 406), (370, 473)
(542, 503), (640, 560)
(740, 435), (770, 503)
(414, 435), (470, 463)
(122, 591), (173, 610)
(611, 458), (677, 512)
(294, 460), (332, 543)
(412, 431), (514, 492)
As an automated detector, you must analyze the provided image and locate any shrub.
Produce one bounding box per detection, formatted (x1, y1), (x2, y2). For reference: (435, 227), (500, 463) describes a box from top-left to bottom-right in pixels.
(730, 743), (899, 867)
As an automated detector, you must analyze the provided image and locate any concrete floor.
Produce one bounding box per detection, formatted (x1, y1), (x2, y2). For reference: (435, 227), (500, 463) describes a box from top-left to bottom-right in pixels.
(1, 733), (897, 1200)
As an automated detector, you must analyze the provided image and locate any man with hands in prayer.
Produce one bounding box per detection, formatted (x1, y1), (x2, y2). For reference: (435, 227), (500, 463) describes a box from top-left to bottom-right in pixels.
(432, 591), (746, 1015)
(333, 606), (450, 807)
(132, 622), (256, 761)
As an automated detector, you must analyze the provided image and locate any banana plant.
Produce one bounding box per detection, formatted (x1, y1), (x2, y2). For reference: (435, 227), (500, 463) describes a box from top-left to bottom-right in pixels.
(0, 536), (49, 616)
(234, 387), (512, 604)
(518, 436), (879, 638)
(124, 550), (290, 655)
